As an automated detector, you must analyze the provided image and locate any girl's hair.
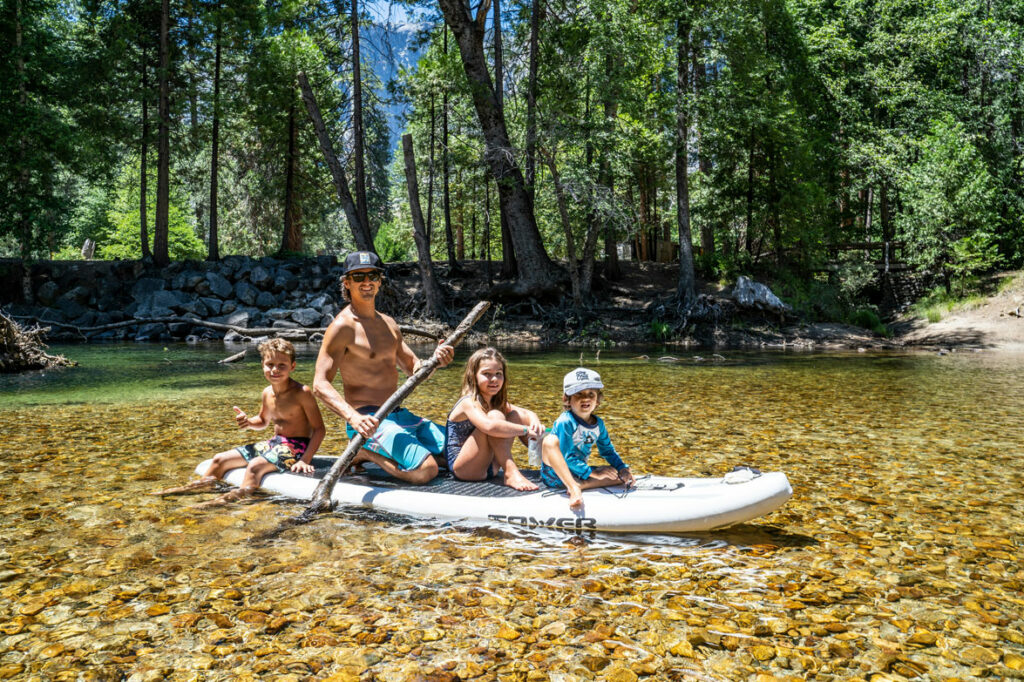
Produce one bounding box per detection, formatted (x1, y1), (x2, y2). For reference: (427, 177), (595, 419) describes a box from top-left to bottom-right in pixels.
(462, 347), (509, 411)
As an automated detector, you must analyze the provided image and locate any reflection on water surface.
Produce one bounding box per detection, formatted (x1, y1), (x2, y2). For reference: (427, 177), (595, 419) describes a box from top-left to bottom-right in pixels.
(1, 345), (1023, 680)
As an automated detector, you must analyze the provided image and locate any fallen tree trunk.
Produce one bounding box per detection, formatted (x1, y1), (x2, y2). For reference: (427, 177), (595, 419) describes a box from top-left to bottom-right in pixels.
(9, 315), (440, 341)
(301, 301), (491, 519)
(0, 311), (75, 373)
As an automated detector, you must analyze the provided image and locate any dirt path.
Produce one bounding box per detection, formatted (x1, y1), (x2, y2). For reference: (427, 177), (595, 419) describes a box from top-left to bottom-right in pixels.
(891, 272), (1024, 351)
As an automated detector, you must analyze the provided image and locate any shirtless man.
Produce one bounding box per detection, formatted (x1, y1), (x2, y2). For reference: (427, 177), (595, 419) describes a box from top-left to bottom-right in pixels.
(313, 251), (454, 484)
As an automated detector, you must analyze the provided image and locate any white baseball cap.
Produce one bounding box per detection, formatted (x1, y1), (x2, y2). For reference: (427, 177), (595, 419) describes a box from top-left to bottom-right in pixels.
(563, 367), (603, 396)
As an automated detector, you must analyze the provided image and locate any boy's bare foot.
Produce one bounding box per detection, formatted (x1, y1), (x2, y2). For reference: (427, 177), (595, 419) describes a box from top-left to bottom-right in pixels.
(151, 477), (216, 496)
(505, 470), (539, 491)
(567, 486), (584, 511)
(191, 487), (255, 509)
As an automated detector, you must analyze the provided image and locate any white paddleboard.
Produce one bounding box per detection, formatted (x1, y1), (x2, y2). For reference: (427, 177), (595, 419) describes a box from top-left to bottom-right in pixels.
(194, 457), (792, 533)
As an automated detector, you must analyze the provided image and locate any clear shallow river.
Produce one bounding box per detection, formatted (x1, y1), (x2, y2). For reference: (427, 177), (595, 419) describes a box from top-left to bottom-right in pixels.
(1, 344), (1022, 680)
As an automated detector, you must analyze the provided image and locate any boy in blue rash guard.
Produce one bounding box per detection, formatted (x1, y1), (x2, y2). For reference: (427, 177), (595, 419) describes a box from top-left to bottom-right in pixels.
(540, 368), (635, 510)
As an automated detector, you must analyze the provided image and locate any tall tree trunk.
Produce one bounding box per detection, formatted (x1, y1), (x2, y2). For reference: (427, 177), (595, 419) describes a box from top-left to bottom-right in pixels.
(692, 30), (713, 272)
(140, 44), (152, 259)
(880, 183), (891, 243)
(351, 0), (370, 238)
(438, 0), (562, 293)
(484, 178), (493, 287)
(297, 71), (374, 252)
(456, 167), (465, 259)
(601, 54), (620, 280)
(401, 134), (447, 318)
(745, 127), (755, 255)
(493, 0), (517, 279)
(427, 94), (435, 241)
(207, 11), (221, 261)
(443, 28), (457, 269)
(186, 1), (198, 145)
(280, 94), (302, 254)
(768, 142), (781, 265)
(676, 16), (696, 304)
(153, 0), (171, 265)
(544, 150), (583, 309)
(525, 0), (540, 201)
(15, 0), (32, 260)
(863, 186), (874, 259)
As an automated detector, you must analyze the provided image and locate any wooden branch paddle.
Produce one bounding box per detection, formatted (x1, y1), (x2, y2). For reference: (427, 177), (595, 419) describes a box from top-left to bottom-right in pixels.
(302, 301), (490, 518)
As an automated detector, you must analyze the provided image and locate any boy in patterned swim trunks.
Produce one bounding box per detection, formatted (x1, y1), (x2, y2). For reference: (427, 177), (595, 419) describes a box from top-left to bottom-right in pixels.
(154, 338), (326, 506)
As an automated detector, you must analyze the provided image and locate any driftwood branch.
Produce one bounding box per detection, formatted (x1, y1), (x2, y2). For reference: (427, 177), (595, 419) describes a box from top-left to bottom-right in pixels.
(302, 301), (491, 518)
(9, 315), (440, 341)
(1, 311), (75, 373)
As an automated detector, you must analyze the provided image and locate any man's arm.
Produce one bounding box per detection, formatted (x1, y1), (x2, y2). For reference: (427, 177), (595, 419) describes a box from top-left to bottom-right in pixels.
(394, 326), (455, 376)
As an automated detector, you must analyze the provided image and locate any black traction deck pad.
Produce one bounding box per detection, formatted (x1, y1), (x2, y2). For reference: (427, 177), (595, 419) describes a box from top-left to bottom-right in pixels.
(308, 456), (550, 498)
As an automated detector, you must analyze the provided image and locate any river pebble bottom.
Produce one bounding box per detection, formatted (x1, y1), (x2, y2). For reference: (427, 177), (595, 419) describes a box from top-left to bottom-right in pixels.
(0, 347), (1022, 680)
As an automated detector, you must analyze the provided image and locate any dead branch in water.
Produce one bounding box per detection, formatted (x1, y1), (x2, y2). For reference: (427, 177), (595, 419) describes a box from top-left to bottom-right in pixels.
(0, 311), (75, 373)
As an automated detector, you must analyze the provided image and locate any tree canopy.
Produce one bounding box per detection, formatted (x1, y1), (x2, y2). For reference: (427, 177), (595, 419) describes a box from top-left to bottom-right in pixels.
(2, 0), (1021, 309)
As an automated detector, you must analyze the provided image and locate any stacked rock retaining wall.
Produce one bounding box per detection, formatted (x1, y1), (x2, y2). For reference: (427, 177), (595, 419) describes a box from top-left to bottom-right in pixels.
(0, 256), (348, 342)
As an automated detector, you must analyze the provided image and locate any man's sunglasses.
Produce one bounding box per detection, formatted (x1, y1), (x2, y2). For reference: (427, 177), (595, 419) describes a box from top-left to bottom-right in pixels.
(348, 271), (382, 282)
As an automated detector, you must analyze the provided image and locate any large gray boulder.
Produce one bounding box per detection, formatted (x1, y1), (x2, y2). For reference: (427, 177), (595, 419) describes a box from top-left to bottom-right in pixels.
(206, 272), (233, 299)
(273, 271), (299, 293)
(184, 271), (206, 291)
(36, 281), (60, 306)
(179, 297), (210, 317)
(132, 277), (166, 299)
(150, 289), (191, 311)
(249, 265), (273, 289)
(56, 297), (88, 320)
(232, 259), (253, 282)
(200, 297), (223, 315)
(255, 291), (278, 309)
(211, 310), (250, 328)
(235, 281), (260, 306)
(66, 285), (92, 305)
(135, 323), (168, 341)
(291, 307), (320, 326)
(733, 276), (792, 316)
(308, 293), (331, 309)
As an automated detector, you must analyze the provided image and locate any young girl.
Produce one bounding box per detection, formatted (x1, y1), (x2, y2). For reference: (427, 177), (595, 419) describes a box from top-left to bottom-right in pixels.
(541, 367), (635, 510)
(445, 347), (543, 491)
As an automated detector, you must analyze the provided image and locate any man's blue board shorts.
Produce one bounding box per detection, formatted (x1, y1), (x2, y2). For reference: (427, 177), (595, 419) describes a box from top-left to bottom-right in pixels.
(345, 406), (445, 471)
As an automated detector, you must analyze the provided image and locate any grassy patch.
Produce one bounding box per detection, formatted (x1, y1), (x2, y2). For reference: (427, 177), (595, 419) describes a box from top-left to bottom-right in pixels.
(910, 283), (993, 323)
(848, 307), (891, 336)
(996, 272), (1024, 294)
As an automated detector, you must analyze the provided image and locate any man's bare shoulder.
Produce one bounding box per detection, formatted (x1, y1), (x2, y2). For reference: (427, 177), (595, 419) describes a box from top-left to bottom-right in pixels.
(323, 307), (356, 344)
(375, 310), (402, 332)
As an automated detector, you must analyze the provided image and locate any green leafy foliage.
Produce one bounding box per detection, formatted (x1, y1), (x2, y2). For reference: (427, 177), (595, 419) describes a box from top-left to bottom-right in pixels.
(899, 115), (1001, 285)
(99, 158), (204, 260)
(1, 0), (1021, 330)
(373, 220), (415, 263)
